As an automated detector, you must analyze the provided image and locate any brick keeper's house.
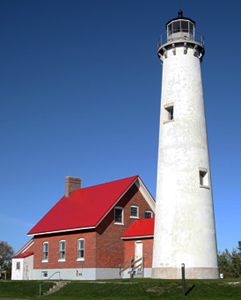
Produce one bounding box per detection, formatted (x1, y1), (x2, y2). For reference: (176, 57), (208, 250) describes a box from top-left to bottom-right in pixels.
(11, 175), (155, 280)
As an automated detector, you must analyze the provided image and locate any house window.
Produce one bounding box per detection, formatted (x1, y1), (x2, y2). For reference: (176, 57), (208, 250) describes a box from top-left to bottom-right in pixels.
(77, 238), (85, 260)
(130, 206), (139, 218)
(16, 262), (20, 270)
(164, 103), (174, 123)
(199, 169), (209, 188)
(42, 271), (48, 278)
(59, 240), (66, 261)
(145, 211), (153, 219)
(114, 207), (124, 224)
(42, 242), (48, 262)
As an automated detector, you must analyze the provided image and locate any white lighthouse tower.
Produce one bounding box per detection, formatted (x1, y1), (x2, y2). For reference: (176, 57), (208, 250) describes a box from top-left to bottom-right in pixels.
(152, 10), (219, 279)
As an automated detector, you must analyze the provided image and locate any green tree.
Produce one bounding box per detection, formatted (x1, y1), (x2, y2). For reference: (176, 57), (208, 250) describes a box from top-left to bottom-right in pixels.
(0, 241), (14, 279)
(218, 242), (241, 278)
(237, 241), (241, 254)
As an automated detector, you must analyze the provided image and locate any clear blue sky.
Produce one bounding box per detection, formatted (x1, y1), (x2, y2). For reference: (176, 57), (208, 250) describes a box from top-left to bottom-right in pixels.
(1, 0), (240, 254)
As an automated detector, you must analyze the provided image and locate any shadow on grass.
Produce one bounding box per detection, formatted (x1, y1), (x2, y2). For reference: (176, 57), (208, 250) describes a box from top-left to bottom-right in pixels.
(185, 285), (195, 296)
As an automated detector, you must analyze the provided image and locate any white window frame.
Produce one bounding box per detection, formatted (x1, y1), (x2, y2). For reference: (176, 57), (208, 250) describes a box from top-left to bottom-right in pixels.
(114, 206), (124, 225)
(144, 210), (153, 219)
(42, 242), (49, 262)
(59, 240), (66, 262)
(77, 238), (85, 261)
(130, 205), (139, 218)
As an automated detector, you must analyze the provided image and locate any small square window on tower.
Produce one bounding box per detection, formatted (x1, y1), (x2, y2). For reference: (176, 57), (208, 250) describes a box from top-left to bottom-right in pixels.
(164, 103), (174, 123)
(199, 168), (209, 188)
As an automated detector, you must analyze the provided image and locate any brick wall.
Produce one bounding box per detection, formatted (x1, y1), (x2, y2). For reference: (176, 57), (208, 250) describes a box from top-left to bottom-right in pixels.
(95, 184), (154, 268)
(33, 230), (96, 269)
(123, 238), (153, 268)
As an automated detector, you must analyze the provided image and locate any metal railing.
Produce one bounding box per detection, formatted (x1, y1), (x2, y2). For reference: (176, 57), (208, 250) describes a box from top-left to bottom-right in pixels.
(39, 271), (61, 296)
(157, 30), (204, 49)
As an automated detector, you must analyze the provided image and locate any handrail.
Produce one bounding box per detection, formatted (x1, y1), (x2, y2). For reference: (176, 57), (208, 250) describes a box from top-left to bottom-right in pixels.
(119, 257), (134, 278)
(157, 30), (204, 49)
(119, 257), (133, 269)
(128, 257), (144, 278)
(39, 271), (61, 296)
(119, 257), (144, 278)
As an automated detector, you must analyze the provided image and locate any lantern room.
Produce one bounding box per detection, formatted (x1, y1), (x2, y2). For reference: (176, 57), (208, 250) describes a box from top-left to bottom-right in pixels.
(157, 10), (205, 60)
(166, 10), (195, 40)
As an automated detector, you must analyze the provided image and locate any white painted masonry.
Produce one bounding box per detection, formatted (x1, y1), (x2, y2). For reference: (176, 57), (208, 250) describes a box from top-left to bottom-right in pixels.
(33, 268), (120, 280)
(152, 11), (219, 279)
(11, 255), (33, 280)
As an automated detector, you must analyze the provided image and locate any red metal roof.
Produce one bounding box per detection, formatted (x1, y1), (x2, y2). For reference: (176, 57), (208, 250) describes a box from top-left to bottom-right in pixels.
(13, 252), (34, 259)
(122, 218), (154, 239)
(28, 176), (139, 235)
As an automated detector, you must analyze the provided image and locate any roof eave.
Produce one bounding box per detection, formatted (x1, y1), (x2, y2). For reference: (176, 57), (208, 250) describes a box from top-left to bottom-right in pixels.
(121, 235), (154, 240)
(28, 226), (96, 237)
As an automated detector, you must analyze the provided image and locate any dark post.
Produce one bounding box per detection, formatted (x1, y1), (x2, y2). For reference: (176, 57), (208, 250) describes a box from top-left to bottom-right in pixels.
(181, 263), (186, 296)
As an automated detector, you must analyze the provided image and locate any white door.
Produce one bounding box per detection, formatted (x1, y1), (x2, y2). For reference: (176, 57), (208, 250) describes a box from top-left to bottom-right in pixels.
(135, 241), (143, 273)
(135, 241), (143, 261)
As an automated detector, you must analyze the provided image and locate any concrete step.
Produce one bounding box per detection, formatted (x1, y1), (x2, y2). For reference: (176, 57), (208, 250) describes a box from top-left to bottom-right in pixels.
(43, 281), (70, 295)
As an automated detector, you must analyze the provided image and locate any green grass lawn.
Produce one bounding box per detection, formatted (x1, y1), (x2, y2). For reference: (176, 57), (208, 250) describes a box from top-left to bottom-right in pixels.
(0, 278), (241, 300)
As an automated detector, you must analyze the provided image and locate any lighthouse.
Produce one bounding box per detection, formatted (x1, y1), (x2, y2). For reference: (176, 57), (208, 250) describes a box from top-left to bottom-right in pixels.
(152, 10), (219, 279)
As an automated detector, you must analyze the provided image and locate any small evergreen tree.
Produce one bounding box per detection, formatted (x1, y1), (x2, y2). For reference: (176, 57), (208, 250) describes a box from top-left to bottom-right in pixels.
(218, 242), (241, 278)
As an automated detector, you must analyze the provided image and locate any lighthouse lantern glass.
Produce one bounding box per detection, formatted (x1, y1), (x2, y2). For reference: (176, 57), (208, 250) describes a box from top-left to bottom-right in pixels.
(167, 20), (195, 38)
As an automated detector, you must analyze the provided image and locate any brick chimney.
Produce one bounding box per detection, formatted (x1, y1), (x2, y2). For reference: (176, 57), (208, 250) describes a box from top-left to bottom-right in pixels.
(65, 176), (81, 197)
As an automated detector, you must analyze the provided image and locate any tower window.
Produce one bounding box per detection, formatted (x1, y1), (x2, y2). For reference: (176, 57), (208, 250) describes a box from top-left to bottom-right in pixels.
(199, 169), (209, 188)
(164, 103), (174, 123)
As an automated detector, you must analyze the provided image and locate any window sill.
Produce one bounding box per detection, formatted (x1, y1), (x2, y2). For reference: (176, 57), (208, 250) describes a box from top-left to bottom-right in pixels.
(58, 259), (66, 262)
(199, 185), (210, 189)
(42, 260), (48, 263)
(163, 119), (174, 124)
(130, 216), (139, 219)
(114, 222), (124, 225)
(77, 258), (85, 261)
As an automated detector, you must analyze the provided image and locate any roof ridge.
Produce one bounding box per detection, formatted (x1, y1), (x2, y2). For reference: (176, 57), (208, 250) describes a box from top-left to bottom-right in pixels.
(71, 175), (139, 192)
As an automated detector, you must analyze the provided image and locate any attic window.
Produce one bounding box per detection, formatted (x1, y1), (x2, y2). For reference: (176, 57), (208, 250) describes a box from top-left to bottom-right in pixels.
(115, 207), (124, 225)
(130, 206), (139, 218)
(145, 211), (153, 219)
(164, 103), (174, 123)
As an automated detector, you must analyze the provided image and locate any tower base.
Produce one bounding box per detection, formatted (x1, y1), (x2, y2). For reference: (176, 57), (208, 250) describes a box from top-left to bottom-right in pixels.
(152, 267), (220, 279)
